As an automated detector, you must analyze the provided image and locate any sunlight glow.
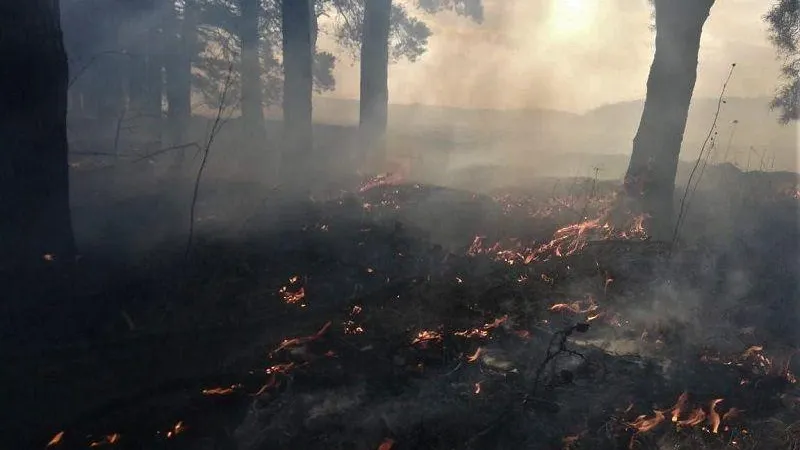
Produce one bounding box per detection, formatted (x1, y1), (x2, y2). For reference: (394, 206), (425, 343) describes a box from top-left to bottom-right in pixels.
(548, 0), (599, 39)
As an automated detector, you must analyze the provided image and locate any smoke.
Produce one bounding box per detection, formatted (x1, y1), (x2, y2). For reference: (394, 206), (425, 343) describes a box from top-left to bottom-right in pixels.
(320, 0), (783, 113)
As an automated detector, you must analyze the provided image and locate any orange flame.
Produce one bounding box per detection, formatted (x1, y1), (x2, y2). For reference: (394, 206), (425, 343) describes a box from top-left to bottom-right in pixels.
(628, 411), (665, 433)
(89, 433), (120, 447)
(466, 347), (483, 363)
(46, 431), (64, 447)
(677, 408), (706, 427)
(166, 421), (185, 438)
(670, 392), (689, 423)
(201, 384), (242, 396)
(272, 321), (332, 355)
(708, 399), (724, 433)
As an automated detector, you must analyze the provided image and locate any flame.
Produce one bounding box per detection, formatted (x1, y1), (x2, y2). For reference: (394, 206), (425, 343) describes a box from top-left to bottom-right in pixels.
(473, 382), (482, 395)
(46, 431), (64, 447)
(166, 421), (184, 438)
(377, 438), (396, 450)
(670, 392), (689, 422)
(272, 321), (332, 355)
(550, 297), (598, 315)
(253, 375), (279, 396)
(627, 410), (665, 433)
(412, 330), (442, 346)
(201, 384), (242, 395)
(465, 202), (648, 265)
(351, 305), (362, 315)
(454, 315), (508, 339)
(466, 347), (483, 362)
(708, 399), (724, 433)
(89, 434), (120, 447)
(677, 407), (706, 427)
(344, 320), (365, 335)
(266, 362), (296, 374)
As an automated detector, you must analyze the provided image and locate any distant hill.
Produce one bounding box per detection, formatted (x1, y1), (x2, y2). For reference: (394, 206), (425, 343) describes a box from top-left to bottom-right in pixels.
(312, 95), (797, 173)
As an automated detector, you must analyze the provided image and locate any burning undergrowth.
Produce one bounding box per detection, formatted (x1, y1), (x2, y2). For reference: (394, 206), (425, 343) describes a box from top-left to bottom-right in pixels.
(40, 180), (800, 449)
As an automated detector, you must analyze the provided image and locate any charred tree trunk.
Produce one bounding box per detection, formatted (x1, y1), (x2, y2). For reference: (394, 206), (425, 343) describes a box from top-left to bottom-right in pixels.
(239, 0), (265, 141)
(0, 0), (76, 268)
(281, 0), (314, 184)
(623, 0), (715, 240)
(359, 0), (392, 171)
(166, 0), (198, 149)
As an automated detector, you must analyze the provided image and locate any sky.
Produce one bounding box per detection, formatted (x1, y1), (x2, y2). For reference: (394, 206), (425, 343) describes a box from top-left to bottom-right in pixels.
(318, 0), (784, 113)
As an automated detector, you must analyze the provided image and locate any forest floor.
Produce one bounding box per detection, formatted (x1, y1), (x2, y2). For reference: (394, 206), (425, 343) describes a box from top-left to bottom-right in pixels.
(2, 166), (799, 450)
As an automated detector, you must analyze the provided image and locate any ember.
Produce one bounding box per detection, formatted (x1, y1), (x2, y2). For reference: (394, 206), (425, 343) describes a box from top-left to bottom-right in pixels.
(166, 421), (184, 438)
(411, 330), (442, 346)
(202, 384), (242, 395)
(88, 433), (120, 447)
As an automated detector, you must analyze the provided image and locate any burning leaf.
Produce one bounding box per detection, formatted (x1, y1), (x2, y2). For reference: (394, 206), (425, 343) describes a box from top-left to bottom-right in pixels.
(46, 431), (64, 447)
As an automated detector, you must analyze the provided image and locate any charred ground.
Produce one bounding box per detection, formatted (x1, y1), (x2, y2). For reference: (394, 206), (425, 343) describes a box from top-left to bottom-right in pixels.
(2, 158), (798, 450)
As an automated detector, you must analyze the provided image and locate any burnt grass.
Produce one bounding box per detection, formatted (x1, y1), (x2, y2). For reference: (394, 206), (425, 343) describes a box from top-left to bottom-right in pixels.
(2, 174), (799, 450)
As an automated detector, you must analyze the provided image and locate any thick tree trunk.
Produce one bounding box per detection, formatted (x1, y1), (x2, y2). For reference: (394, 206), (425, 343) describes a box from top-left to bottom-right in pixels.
(239, 0), (265, 140)
(623, 0), (715, 240)
(166, 0), (197, 148)
(0, 0), (76, 268)
(359, 0), (392, 172)
(281, 0), (314, 184)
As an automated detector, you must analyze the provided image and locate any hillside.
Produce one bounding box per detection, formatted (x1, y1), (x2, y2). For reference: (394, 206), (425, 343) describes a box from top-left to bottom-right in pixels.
(312, 96), (797, 174)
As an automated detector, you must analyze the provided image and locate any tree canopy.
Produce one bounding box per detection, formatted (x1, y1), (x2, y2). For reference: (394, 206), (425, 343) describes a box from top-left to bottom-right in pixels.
(765, 0), (799, 123)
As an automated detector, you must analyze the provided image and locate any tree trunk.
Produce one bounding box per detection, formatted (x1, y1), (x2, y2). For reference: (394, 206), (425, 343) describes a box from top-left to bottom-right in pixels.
(144, 14), (164, 145)
(281, 0), (314, 185)
(623, 0), (715, 240)
(239, 0), (265, 140)
(166, 0), (198, 148)
(0, 0), (76, 268)
(359, 0), (392, 172)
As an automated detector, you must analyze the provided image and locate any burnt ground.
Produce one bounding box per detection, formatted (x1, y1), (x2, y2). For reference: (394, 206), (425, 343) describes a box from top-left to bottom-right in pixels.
(2, 167), (799, 450)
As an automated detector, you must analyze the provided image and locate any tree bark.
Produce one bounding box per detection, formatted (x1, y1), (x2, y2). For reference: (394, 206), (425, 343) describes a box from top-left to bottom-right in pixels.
(623, 0), (715, 240)
(239, 0), (265, 140)
(0, 0), (76, 268)
(166, 0), (198, 148)
(359, 0), (392, 171)
(281, 0), (314, 184)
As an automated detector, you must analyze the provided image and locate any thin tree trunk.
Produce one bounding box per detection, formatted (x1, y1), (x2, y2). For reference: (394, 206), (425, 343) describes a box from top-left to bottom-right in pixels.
(623, 0), (715, 240)
(0, 0), (76, 268)
(359, 0), (392, 172)
(281, 0), (314, 184)
(144, 16), (163, 145)
(239, 0), (265, 139)
(166, 0), (197, 149)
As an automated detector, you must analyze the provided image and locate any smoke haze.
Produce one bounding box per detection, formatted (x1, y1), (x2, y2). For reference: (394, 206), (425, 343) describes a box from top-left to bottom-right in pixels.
(320, 0), (784, 112)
